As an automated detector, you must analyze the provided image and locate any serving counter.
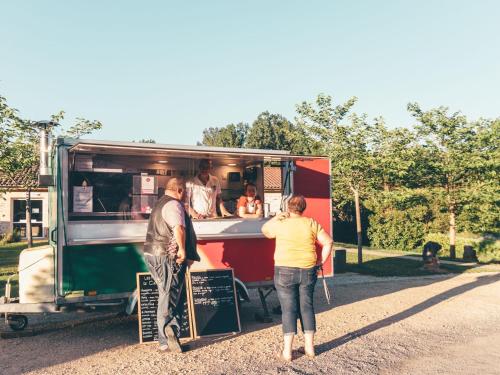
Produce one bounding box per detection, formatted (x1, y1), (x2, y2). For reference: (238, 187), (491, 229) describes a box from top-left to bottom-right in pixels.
(66, 217), (271, 245)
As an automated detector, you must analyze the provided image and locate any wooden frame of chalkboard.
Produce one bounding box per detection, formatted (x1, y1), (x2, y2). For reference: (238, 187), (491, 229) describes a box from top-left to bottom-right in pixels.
(188, 268), (242, 338)
(136, 272), (194, 344)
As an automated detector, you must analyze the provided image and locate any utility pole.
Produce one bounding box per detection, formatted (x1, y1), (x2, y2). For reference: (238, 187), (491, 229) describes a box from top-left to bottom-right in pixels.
(25, 189), (32, 248)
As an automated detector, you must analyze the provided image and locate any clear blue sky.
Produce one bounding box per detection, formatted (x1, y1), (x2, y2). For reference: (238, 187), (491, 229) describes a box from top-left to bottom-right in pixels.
(1, 1), (499, 145)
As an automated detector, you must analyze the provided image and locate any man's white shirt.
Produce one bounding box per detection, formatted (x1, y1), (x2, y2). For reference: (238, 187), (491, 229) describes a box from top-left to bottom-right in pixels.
(186, 174), (221, 217)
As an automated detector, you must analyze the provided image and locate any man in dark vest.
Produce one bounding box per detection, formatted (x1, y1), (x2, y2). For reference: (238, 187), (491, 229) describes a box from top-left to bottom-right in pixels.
(143, 177), (200, 353)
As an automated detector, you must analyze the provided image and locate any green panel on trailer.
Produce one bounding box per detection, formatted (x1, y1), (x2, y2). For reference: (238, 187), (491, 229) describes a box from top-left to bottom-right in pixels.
(62, 243), (148, 295)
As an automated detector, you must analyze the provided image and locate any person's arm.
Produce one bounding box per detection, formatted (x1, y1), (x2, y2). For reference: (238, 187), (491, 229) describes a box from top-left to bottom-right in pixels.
(185, 186), (204, 219)
(187, 204), (204, 219)
(261, 219), (275, 238)
(261, 212), (287, 238)
(163, 201), (187, 264)
(316, 229), (334, 266)
(238, 205), (248, 218)
(255, 201), (263, 217)
(217, 194), (232, 217)
(213, 177), (230, 217)
(173, 225), (186, 265)
(238, 203), (263, 218)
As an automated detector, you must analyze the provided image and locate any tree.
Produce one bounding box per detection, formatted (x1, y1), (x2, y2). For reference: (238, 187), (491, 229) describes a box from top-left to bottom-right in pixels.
(200, 113), (315, 154)
(296, 93), (376, 263)
(0, 95), (102, 247)
(245, 112), (313, 154)
(201, 123), (249, 148)
(1, 96), (39, 246)
(407, 103), (498, 258)
(370, 118), (420, 191)
(457, 119), (500, 234)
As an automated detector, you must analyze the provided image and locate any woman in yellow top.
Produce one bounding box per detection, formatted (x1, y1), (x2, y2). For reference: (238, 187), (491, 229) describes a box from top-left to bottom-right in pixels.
(262, 195), (333, 361)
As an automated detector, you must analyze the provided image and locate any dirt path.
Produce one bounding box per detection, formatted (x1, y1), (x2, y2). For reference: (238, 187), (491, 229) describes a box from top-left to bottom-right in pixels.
(1, 272), (500, 375)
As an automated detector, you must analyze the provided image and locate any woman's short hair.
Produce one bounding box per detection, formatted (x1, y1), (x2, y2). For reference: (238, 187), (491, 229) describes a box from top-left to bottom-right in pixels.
(287, 195), (307, 214)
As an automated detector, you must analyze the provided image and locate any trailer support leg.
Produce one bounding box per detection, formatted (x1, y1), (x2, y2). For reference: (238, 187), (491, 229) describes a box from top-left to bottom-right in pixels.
(255, 287), (274, 323)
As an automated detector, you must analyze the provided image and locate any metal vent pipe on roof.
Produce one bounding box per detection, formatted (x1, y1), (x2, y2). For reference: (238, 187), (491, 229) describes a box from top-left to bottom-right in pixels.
(39, 127), (49, 176)
(37, 120), (57, 186)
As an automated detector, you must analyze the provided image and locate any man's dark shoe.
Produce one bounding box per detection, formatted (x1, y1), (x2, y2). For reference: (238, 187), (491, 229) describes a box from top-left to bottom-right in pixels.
(164, 325), (182, 353)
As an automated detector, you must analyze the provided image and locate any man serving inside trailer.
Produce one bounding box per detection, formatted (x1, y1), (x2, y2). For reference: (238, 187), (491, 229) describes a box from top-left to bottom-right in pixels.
(186, 159), (232, 219)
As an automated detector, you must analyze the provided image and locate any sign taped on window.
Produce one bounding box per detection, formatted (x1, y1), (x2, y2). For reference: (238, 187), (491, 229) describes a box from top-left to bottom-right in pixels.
(73, 186), (93, 212)
(141, 176), (155, 194)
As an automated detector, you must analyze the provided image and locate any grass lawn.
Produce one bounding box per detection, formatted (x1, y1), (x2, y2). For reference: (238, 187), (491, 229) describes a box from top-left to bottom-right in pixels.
(0, 240), (48, 296)
(336, 241), (499, 264)
(335, 241), (421, 256)
(343, 252), (499, 277)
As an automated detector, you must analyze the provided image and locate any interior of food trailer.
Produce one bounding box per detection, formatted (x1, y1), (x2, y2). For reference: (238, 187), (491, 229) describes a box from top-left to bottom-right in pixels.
(66, 145), (290, 223)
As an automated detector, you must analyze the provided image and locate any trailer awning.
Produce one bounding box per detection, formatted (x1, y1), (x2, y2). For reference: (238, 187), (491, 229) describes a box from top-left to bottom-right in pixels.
(63, 138), (327, 162)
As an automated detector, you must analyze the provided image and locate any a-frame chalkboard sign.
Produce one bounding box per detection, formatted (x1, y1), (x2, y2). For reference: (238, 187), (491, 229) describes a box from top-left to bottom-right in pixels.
(188, 268), (241, 338)
(136, 272), (193, 343)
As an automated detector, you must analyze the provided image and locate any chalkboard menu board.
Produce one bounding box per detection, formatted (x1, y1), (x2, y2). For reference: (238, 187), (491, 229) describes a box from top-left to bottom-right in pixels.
(189, 269), (241, 337)
(136, 273), (193, 343)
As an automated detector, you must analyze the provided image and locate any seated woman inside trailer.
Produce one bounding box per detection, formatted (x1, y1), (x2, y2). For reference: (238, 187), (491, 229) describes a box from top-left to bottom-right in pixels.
(236, 182), (263, 219)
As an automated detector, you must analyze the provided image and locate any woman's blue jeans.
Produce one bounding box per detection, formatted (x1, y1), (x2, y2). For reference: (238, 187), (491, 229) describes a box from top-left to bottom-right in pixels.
(274, 266), (318, 336)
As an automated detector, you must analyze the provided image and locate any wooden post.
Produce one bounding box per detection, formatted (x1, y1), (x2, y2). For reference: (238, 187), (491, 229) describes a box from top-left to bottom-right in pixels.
(449, 207), (456, 259)
(25, 188), (32, 248)
(354, 189), (362, 264)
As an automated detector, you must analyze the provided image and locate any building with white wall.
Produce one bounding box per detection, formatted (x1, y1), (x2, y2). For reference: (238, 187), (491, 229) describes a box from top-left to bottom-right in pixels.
(0, 169), (48, 238)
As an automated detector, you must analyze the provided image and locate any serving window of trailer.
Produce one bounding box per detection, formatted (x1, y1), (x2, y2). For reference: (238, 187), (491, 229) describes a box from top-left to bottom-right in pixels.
(66, 149), (288, 221)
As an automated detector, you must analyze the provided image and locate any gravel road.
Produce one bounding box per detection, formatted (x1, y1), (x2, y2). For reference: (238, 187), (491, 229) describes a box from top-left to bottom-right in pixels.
(1, 272), (500, 375)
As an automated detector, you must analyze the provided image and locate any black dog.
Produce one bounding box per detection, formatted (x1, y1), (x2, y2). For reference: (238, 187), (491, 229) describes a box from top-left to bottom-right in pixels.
(422, 241), (442, 268)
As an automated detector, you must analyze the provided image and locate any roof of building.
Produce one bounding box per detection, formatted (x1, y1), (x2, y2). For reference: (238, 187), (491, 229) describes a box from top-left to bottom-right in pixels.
(0, 166), (39, 189)
(264, 167), (282, 191)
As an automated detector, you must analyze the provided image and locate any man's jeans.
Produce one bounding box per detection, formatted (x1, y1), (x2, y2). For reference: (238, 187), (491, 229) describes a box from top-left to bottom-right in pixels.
(274, 266), (318, 336)
(144, 254), (187, 347)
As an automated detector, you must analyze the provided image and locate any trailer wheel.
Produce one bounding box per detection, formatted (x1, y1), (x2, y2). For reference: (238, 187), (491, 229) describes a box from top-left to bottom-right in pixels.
(8, 315), (28, 331)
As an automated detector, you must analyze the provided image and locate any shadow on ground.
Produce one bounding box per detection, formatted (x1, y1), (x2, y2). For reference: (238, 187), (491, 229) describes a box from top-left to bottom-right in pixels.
(315, 273), (500, 355)
(1, 267), (499, 374)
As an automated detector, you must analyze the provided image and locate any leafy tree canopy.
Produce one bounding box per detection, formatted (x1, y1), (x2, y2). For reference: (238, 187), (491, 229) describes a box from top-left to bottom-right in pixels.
(0, 94), (102, 188)
(201, 122), (249, 148)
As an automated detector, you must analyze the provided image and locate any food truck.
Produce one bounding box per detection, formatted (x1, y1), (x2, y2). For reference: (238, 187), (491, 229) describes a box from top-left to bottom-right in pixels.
(0, 134), (332, 331)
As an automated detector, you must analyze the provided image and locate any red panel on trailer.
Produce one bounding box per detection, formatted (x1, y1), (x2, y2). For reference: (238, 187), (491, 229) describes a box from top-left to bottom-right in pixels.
(193, 238), (276, 283)
(293, 159), (333, 276)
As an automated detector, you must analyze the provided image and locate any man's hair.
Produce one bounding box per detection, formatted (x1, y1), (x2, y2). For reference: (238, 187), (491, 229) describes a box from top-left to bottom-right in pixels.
(165, 177), (185, 192)
(199, 159), (212, 170)
(287, 194), (307, 214)
(245, 182), (257, 192)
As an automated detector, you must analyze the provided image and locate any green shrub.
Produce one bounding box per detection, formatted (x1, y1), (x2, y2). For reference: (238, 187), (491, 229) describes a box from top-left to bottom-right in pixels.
(367, 190), (432, 251)
(0, 229), (21, 245)
(368, 208), (426, 251)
